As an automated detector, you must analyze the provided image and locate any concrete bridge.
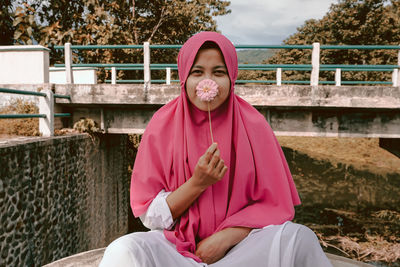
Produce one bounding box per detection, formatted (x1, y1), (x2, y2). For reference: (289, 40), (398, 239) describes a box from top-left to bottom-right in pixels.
(54, 83), (400, 157)
(2, 83), (400, 156)
(51, 84), (400, 137)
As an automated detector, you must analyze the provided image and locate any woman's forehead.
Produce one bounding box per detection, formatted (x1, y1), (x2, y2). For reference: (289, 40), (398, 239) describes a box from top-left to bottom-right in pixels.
(193, 48), (226, 65)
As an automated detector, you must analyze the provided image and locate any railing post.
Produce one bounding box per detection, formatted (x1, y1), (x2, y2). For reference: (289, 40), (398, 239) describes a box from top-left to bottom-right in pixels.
(276, 68), (282, 86)
(335, 68), (341, 86)
(310, 42), (320, 86)
(111, 67), (117, 84)
(65, 43), (74, 84)
(166, 67), (171, 85)
(397, 46), (400, 87)
(143, 42), (151, 90)
(393, 69), (399, 87)
(39, 89), (54, 137)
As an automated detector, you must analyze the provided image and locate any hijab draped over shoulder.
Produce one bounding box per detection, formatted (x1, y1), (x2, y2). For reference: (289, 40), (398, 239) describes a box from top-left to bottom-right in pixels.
(130, 31), (301, 262)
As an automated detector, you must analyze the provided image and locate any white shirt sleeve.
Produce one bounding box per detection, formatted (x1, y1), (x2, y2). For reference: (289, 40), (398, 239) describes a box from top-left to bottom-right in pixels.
(139, 189), (175, 230)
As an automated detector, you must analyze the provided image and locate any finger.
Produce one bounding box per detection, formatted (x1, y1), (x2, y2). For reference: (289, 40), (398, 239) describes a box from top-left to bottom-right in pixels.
(219, 165), (228, 177)
(204, 151), (213, 164)
(209, 154), (220, 169)
(206, 142), (218, 155)
(214, 148), (220, 157)
(216, 160), (225, 172)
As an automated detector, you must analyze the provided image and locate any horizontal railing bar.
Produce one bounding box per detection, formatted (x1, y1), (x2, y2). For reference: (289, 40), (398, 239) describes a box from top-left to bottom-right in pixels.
(54, 94), (71, 99)
(149, 45), (182, 49)
(105, 79), (392, 85)
(54, 113), (72, 117)
(53, 44), (400, 50)
(0, 88), (47, 97)
(341, 81), (392, 84)
(54, 63), (178, 68)
(54, 44), (183, 50)
(104, 67), (179, 70)
(235, 80), (277, 83)
(54, 63), (399, 70)
(235, 45), (313, 49)
(320, 45), (400, 50)
(105, 79), (180, 83)
(54, 45), (144, 49)
(0, 114), (46, 119)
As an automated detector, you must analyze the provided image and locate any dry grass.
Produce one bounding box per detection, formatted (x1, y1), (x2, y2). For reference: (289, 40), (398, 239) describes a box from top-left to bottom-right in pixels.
(0, 98), (40, 137)
(277, 136), (400, 175)
(318, 232), (400, 264)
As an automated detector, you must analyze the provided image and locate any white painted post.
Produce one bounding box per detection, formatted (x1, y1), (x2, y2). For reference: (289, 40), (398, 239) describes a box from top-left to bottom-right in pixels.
(143, 42), (151, 90)
(65, 43), (74, 84)
(276, 68), (282, 86)
(166, 67), (171, 85)
(310, 42), (320, 86)
(335, 68), (341, 86)
(393, 69), (399, 87)
(111, 67), (117, 84)
(39, 89), (54, 137)
(397, 46), (400, 87)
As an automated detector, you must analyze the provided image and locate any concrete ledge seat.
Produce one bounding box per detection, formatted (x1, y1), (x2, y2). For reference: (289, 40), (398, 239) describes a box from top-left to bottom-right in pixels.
(43, 248), (374, 267)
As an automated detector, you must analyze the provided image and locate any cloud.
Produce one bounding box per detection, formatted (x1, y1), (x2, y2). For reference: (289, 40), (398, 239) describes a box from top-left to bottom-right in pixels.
(215, 0), (337, 44)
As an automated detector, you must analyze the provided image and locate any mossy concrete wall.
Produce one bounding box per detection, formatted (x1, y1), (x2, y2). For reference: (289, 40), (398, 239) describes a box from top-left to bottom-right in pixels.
(0, 134), (131, 266)
(1, 133), (398, 267)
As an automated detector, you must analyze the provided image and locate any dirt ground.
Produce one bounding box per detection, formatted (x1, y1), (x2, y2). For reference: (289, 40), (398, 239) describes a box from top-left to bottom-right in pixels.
(277, 136), (400, 175)
(276, 136), (400, 266)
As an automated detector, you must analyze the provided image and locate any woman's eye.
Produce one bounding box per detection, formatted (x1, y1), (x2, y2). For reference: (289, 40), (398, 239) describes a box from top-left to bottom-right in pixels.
(214, 70), (227, 76)
(191, 70), (202, 75)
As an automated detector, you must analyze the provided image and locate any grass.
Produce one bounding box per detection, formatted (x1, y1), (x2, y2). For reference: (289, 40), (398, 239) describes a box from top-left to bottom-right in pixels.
(0, 98), (40, 137)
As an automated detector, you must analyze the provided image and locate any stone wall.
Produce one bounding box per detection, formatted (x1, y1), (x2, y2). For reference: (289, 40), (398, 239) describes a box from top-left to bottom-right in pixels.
(0, 134), (131, 266)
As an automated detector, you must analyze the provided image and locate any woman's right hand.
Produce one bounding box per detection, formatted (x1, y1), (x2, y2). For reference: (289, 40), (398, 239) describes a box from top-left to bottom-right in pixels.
(191, 143), (228, 190)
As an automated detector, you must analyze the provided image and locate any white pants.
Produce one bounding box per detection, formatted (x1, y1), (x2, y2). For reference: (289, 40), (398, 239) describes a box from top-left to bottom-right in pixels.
(99, 222), (333, 267)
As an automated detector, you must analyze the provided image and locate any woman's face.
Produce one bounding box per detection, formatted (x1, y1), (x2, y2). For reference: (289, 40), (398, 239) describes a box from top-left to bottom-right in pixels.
(186, 48), (231, 111)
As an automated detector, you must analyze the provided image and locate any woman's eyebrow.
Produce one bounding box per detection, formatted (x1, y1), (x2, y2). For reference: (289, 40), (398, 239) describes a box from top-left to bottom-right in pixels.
(191, 65), (204, 69)
(214, 65), (227, 69)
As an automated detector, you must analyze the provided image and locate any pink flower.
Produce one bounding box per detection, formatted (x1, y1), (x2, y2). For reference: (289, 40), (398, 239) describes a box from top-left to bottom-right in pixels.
(195, 79), (219, 102)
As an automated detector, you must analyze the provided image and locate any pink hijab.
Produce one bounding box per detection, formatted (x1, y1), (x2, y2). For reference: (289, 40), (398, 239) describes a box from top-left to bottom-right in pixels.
(130, 32), (301, 262)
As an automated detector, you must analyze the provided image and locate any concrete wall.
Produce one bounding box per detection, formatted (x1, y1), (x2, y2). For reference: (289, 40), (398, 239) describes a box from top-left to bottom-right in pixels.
(50, 84), (400, 138)
(49, 67), (98, 84)
(0, 46), (49, 84)
(0, 134), (131, 266)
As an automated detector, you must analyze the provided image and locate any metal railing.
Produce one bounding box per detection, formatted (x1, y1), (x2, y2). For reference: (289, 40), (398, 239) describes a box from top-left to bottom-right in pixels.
(53, 43), (400, 87)
(0, 87), (71, 136)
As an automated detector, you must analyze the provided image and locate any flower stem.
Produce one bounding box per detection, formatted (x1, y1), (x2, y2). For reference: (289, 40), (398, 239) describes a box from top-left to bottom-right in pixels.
(208, 102), (214, 144)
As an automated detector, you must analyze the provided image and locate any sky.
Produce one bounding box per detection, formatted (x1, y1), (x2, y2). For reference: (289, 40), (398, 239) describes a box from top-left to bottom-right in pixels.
(215, 0), (338, 45)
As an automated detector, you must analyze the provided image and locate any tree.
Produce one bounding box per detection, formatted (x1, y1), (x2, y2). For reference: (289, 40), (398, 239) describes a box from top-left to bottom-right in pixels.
(8, 0), (231, 80)
(0, 0), (14, 45)
(254, 0), (400, 84)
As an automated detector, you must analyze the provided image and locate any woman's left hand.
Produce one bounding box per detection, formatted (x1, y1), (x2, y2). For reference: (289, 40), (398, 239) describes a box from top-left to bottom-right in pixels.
(195, 231), (231, 264)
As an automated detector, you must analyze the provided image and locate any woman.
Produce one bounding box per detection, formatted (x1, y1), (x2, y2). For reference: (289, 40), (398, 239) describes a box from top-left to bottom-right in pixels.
(99, 32), (332, 267)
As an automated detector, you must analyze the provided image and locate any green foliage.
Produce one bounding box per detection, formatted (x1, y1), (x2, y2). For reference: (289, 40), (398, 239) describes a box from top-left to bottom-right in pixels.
(254, 0), (400, 83)
(5, 0), (231, 81)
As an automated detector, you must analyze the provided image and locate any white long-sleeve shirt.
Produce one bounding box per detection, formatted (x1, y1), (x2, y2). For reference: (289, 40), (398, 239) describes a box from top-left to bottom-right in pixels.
(139, 190), (175, 230)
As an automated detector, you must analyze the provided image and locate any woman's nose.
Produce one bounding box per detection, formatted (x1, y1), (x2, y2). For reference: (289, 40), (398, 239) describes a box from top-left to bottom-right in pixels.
(204, 72), (213, 79)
